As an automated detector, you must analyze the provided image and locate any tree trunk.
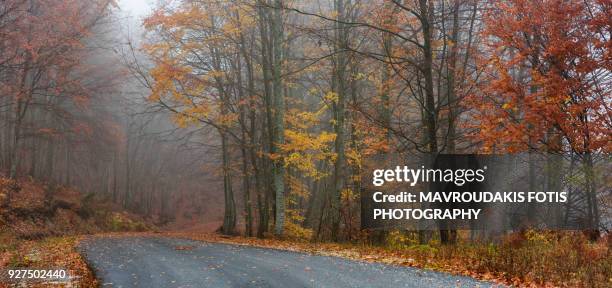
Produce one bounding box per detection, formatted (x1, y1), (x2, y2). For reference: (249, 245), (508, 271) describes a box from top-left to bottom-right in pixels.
(418, 0), (438, 245)
(328, 0), (349, 242)
(271, 0), (286, 236)
(221, 129), (236, 235)
(442, 0), (461, 244)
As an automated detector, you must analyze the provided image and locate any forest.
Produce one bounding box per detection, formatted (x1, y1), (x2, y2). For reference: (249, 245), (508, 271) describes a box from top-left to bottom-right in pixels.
(0, 0), (610, 286)
(134, 0), (610, 242)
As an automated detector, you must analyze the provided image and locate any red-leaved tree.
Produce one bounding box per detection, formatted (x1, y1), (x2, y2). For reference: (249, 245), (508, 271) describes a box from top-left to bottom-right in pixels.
(467, 0), (611, 235)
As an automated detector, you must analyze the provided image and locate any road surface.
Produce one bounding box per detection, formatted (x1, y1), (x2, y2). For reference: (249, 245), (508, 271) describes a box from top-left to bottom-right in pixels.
(79, 237), (497, 288)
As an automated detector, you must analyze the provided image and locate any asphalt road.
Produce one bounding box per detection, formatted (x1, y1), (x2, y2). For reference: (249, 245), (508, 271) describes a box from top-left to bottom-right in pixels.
(79, 237), (498, 288)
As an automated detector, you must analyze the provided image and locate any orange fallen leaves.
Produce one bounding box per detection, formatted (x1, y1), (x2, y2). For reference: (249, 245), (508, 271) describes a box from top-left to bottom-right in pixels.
(0, 236), (97, 288)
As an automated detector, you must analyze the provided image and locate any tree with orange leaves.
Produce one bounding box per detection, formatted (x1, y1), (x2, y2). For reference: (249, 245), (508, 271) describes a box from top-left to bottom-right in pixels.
(468, 0), (611, 235)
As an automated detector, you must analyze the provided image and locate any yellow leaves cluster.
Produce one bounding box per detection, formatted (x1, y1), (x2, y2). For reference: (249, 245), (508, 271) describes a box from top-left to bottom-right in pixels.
(324, 91), (339, 103)
(286, 109), (322, 129)
(282, 130), (336, 178)
(148, 61), (193, 103)
(353, 72), (366, 80)
(283, 220), (313, 240)
(281, 104), (336, 178)
(183, 105), (210, 120)
(341, 188), (357, 202)
(143, 0), (258, 131)
(345, 147), (362, 169)
(307, 87), (319, 95)
(172, 114), (193, 128)
(283, 130), (335, 152)
(283, 176), (313, 240)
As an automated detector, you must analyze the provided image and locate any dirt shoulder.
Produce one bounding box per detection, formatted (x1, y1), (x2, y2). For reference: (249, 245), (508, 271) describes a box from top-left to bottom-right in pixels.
(0, 176), (153, 287)
(0, 234), (97, 288)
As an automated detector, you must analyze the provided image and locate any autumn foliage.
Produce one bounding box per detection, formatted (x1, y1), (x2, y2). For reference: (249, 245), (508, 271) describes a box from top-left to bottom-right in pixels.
(0, 0), (610, 287)
(467, 0), (611, 154)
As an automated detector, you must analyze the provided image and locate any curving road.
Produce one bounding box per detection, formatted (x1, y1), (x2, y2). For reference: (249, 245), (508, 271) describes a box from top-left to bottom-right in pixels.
(79, 237), (498, 288)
